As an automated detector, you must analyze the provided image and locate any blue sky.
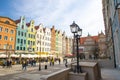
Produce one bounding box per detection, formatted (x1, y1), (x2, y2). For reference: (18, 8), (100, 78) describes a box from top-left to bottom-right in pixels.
(0, 0), (104, 37)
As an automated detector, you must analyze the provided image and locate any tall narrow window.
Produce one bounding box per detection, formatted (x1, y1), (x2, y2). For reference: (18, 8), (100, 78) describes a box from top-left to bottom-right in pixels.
(22, 25), (24, 29)
(0, 27), (2, 32)
(5, 28), (8, 33)
(0, 35), (2, 40)
(31, 28), (33, 32)
(17, 46), (19, 50)
(17, 39), (20, 43)
(10, 30), (14, 34)
(10, 37), (13, 41)
(20, 47), (22, 50)
(25, 33), (26, 37)
(21, 39), (23, 44)
(18, 31), (20, 36)
(21, 32), (23, 36)
(4, 36), (8, 40)
(9, 45), (12, 49)
(23, 47), (25, 50)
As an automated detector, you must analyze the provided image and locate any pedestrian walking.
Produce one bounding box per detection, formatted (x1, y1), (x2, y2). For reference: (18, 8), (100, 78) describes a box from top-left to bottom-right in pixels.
(65, 59), (68, 68)
(52, 58), (54, 66)
(49, 59), (52, 66)
(58, 58), (61, 64)
(22, 60), (27, 70)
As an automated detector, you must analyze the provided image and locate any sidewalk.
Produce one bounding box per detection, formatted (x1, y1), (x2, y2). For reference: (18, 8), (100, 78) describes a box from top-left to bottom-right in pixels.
(1, 62), (120, 80)
(101, 68), (120, 80)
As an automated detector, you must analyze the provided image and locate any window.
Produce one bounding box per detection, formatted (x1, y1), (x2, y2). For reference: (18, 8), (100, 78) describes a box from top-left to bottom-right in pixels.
(5, 28), (8, 33)
(10, 37), (13, 41)
(29, 34), (30, 38)
(23, 47), (25, 50)
(34, 35), (35, 38)
(0, 35), (2, 40)
(40, 29), (42, 33)
(31, 28), (33, 32)
(37, 47), (38, 51)
(0, 27), (2, 32)
(25, 33), (26, 37)
(17, 46), (19, 50)
(0, 44), (1, 49)
(10, 30), (14, 34)
(18, 31), (20, 36)
(31, 34), (32, 38)
(33, 42), (35, 45)
(5, 20), (10, 24)
(33, 48), (34, 51)
(4, 44), (7, 49)
(4, 36), (8, 40)
(17, 39), (20, 43)
(22, 25), (24, 29)
(21, 39), (23, 44)
(20, 47), (22, 50)
(21, 32), (23, 36)
(9, 45), (12, 49)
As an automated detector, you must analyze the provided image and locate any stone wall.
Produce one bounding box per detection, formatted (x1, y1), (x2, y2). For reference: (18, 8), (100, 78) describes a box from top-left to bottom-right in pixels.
(40, 68), (70, 80)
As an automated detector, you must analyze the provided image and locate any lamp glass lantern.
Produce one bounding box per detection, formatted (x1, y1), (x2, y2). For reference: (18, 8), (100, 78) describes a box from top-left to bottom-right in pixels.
(70, 21), (78, 33)
(77, 28), (82, 37)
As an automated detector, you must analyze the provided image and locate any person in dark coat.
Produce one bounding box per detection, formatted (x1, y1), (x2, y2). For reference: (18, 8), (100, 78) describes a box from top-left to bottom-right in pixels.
(65, 59), (68, 68)
(58, 58), (61, 64)
(22, 60), (27, 70)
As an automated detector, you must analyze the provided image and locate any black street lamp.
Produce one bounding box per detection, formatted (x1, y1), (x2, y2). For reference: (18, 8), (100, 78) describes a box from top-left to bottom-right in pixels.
(38, 40), (41, 71)
(70, 21), (82, 73)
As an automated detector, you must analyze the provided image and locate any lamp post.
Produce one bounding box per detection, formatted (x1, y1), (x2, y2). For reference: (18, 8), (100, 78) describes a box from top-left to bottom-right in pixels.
(38, 40), (41, 71)
(70, 21), (82, 73)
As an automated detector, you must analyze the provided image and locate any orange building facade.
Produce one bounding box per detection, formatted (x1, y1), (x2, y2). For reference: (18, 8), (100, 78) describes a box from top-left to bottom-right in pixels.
(0, 16), (17, 55)
(51, 26), (56, 56)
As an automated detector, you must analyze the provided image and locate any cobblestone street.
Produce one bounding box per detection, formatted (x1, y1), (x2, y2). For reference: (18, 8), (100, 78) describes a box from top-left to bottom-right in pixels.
(0, 62), (120, 80)
(0, 63), (66, 80)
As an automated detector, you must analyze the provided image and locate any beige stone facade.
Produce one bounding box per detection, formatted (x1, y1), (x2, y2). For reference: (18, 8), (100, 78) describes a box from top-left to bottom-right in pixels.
(79, 32), (107, 59)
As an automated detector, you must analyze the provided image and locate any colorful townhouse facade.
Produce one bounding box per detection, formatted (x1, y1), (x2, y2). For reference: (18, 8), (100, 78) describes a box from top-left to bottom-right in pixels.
(0, 16), (17, 58)
(35, 24), (44, 57)
(55, 30), (59, 57)
(15, 16), (27, 54)
(58, 30), (63, 57)
(51, 26), (56, 57)
(43, 27), (51, 56)
(26, 20), (36, 54)
(0, 16), (74, 59)
(62, 32), (66, 57)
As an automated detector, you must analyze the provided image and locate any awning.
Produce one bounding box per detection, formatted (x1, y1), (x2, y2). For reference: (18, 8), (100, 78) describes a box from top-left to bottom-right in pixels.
(65, 53), (74, 57)
(11, 54), (19, 57)
(0, 54), (7, 58)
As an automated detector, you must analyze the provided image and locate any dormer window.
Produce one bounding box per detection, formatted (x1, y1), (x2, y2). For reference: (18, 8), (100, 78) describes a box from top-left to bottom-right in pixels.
(5, 20), (10, 24)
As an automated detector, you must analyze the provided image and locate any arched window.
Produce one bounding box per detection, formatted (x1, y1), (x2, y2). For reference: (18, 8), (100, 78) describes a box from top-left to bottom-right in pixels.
(5, 20), (10, 24)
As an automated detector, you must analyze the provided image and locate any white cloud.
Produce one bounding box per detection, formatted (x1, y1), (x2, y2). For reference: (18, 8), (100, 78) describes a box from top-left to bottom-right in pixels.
(11, 0), (104, 37)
